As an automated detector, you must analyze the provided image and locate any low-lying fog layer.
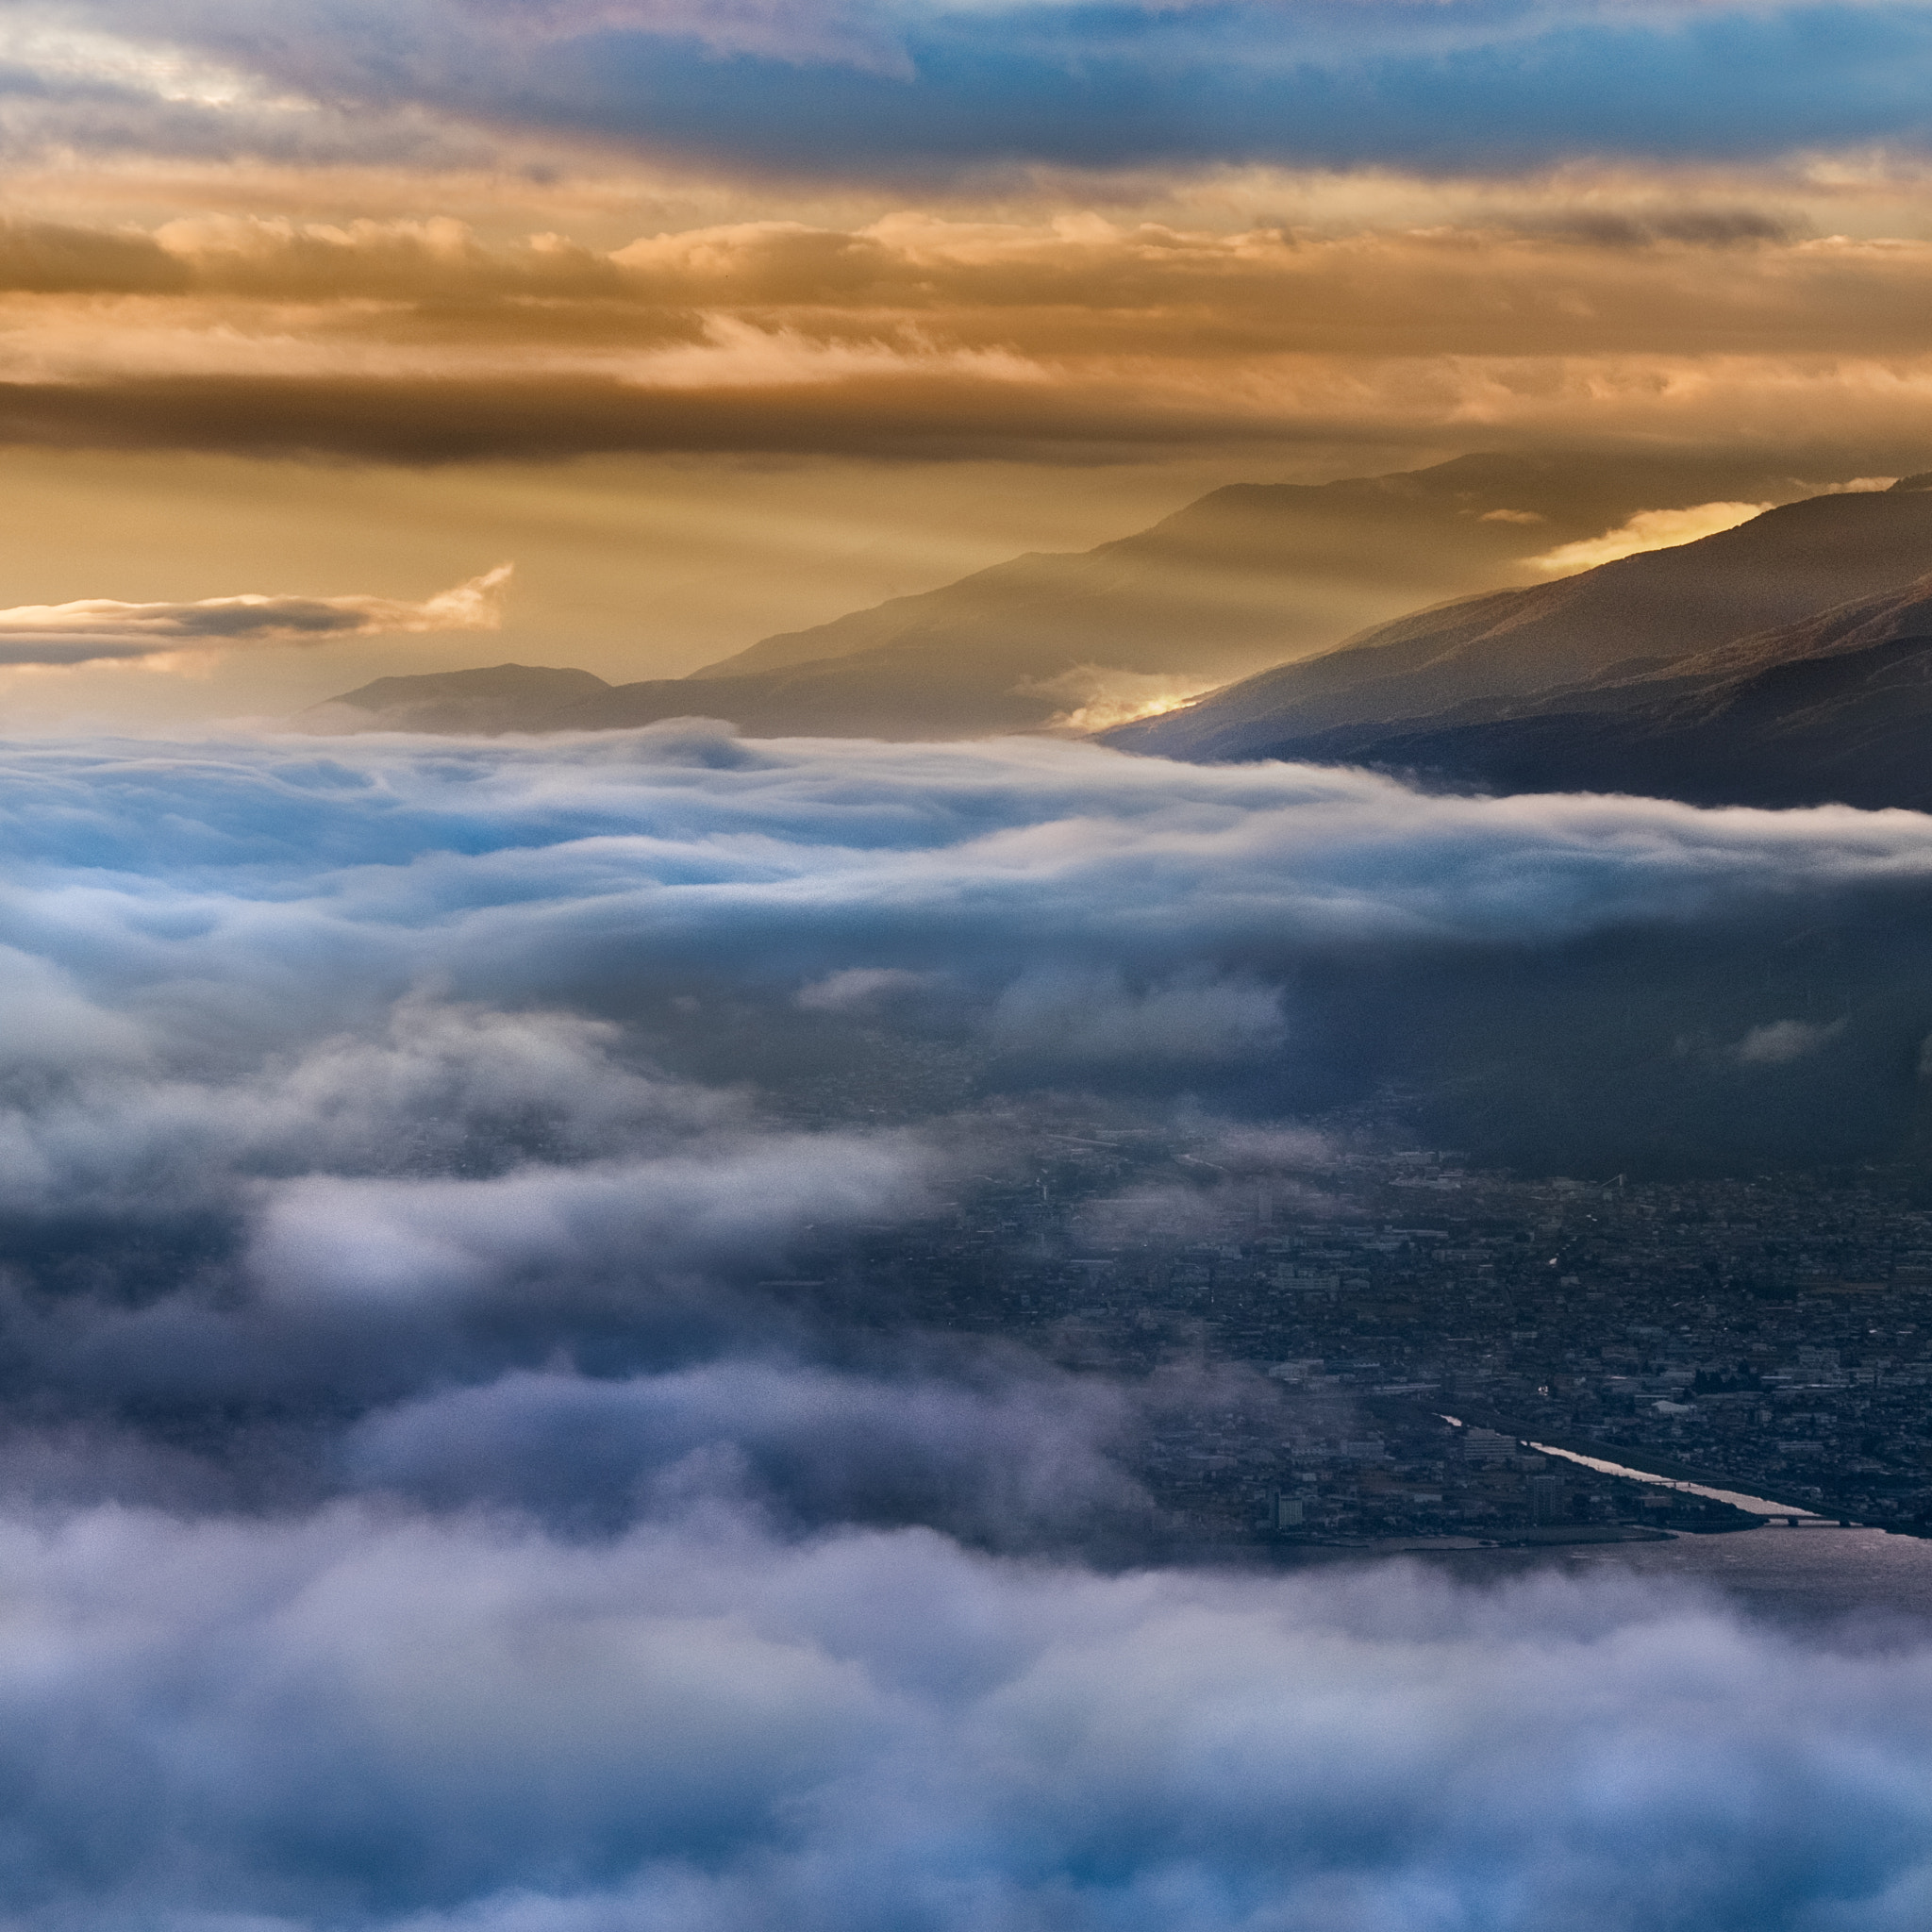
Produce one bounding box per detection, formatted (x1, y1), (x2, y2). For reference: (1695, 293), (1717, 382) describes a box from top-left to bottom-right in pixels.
(4, 724), (1932, 1927)
(12, 1513), (1932, 1932)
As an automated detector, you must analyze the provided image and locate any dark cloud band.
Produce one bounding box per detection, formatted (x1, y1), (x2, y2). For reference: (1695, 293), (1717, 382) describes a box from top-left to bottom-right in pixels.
(0, 372), (1284, 463)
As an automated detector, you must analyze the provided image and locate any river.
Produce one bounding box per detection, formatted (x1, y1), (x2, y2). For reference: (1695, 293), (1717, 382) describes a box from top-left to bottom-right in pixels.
(1523, 1436), (1836, 1522)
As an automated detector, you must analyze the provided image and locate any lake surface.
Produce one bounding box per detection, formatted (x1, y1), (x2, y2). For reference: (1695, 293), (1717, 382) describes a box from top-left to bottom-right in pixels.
(1559, 1524), (1932, 1627)
(1250, 1524), (1932, 1630)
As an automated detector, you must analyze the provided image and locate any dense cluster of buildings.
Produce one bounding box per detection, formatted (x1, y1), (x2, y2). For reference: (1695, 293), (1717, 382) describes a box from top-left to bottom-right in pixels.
(793, 1135), (1932, 1546)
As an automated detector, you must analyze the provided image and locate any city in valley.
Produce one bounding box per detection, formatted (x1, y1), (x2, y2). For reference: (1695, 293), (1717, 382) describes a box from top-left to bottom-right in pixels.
(782, 1135), (1932, 1552)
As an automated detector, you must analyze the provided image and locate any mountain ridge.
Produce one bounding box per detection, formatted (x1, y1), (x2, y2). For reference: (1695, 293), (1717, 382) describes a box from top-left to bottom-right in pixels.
(684, 454), (1718, 685)
(1224, 574), (1932, 812)
(294, 451), (1824, 740)
(1107, 485), (1932, 764)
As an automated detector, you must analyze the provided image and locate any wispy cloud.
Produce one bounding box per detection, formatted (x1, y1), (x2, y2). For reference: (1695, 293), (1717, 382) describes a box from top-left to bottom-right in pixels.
(1530, 501), (1774, 572)
(0, 564), (510, 665)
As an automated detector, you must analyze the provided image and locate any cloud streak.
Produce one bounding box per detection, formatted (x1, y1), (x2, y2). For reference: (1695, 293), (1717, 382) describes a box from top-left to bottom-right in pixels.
(1531, 499), (1777, 573)
(0, 564), (510, 665)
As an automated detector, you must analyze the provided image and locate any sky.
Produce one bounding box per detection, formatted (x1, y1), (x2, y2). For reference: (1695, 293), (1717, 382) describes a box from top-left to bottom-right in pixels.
(8, 2), (1932, 720)
(15, 8), (1932, 1927)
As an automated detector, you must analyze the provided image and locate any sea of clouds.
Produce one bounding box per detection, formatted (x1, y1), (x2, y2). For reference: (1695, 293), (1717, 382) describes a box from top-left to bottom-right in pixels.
(4, 723), (1932, 1926)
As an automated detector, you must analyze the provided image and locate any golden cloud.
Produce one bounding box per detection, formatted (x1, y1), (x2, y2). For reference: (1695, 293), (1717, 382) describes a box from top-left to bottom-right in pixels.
(7, 207), (1932, 460)
(0, 566), (511, 665)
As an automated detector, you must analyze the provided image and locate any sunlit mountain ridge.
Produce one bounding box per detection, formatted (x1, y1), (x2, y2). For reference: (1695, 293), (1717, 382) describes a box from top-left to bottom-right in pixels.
(297, 458), (1932, 817)
(296, 451), (1823, 741)
(1111, 477), (1932, 809)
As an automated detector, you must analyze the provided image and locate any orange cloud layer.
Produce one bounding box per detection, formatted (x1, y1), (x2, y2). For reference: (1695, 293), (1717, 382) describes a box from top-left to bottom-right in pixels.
(8, 206), (1932, 461)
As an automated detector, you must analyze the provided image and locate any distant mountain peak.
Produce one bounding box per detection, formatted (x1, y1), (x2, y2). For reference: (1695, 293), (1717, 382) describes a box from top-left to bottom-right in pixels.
(293, 663), (609, 736)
